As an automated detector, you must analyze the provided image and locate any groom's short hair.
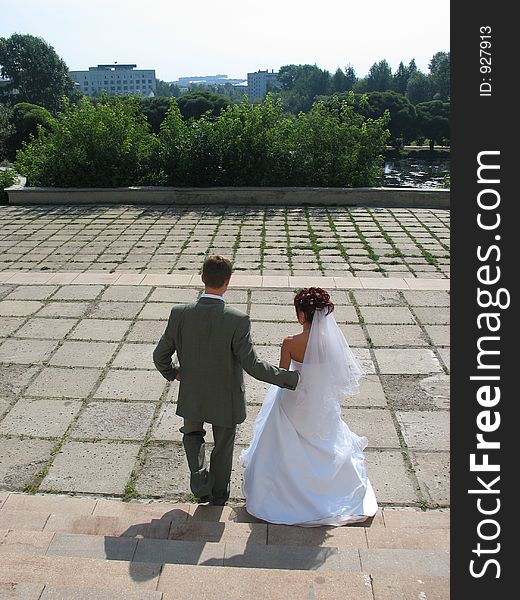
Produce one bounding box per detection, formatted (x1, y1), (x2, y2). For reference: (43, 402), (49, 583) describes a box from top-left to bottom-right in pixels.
(202, 255), (233, 288)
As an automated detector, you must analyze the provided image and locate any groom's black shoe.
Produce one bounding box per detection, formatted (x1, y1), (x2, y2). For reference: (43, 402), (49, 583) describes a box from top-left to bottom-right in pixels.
(197, 495), (211, 504)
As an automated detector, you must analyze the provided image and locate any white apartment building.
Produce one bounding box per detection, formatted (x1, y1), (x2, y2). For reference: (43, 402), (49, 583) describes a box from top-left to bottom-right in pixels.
(69, 64), (157, 98)
(247, 70), (279, 101)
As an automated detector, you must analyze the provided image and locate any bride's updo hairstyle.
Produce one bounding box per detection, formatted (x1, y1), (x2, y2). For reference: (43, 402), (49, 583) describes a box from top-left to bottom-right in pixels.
(294, 287), (334, 323)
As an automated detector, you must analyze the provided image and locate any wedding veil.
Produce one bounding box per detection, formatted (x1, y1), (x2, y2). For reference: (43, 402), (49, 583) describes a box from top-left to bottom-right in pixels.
(295, 308), (365, 438)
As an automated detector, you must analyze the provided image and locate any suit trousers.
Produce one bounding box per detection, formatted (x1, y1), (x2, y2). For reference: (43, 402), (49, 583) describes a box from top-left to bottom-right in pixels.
(181, 418), (237, 505)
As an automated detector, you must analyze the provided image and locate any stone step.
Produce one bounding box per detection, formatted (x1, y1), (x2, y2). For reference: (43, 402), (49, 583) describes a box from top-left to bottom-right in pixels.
(1, 527), (449, 576)
(1, 491), (450, 530)
(0, 556), (449, 599)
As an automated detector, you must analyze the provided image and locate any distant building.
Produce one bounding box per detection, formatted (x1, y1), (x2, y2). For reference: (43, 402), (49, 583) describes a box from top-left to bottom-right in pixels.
(69, 64), (156, 98)
(175, 74), (247, 91)
(247, 70), (279, 101)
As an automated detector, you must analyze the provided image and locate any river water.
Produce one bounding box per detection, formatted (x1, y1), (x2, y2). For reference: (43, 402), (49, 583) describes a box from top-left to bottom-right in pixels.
(382, 155), (450, 188)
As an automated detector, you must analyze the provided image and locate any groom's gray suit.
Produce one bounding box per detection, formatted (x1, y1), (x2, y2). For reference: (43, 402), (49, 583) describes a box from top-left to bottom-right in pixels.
(153, 295), (299, 504)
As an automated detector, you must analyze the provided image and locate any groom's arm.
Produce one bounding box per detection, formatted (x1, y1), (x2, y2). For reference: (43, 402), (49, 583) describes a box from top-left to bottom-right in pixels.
(232, 315), (299, 390)
(153, 308), (180, 381)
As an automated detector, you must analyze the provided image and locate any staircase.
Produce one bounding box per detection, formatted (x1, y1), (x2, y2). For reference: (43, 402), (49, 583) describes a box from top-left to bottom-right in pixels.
(0, 492), (449, 599)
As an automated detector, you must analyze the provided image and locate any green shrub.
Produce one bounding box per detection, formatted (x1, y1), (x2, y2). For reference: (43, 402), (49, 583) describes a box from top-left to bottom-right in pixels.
(0, 168), (16, 201)
(158, 94), (389, 187)
(6, 102), (55, 160)
(15, 95), (159, 187)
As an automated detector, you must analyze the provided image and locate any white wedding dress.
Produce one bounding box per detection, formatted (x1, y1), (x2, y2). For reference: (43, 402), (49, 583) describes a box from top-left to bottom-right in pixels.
(241, 310), (377, 526)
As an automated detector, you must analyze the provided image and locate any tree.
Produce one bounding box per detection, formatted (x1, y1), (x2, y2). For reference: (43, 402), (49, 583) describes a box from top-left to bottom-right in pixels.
(0, 34), (81, 113)
(0, 103), (14, 160)
(5, 102), (55, 160)
(140, 97), (171, 134)
(392, 60), (417, 95)
(416, 100), (450, 150)
(15, 95), (158, 186)
(365, 60), (393, 92)
(155, 79), (181, 97)
(429, 51), (450, 100)
(406, 71), (433, 104)
(176, 90), (230, 120)
(277, 64), (331, 113)
(331, 68), (350, 93)
(354, 91), (417, 148)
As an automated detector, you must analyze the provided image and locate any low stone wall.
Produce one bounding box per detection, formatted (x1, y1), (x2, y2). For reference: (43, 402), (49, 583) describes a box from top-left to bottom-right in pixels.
(6, 185), (450, 208)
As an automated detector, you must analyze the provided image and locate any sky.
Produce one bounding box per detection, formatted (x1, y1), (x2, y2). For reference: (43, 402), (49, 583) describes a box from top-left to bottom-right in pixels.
(0, 0), (450, 82)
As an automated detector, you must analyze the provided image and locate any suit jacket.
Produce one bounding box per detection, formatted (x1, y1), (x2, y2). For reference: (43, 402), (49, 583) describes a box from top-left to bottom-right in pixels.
(153, 297), (299, 427)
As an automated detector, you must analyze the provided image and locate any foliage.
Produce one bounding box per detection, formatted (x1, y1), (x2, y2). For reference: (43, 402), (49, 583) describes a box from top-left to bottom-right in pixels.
(5, 102), (55, 160)
(0, 168), (16, 201)
(428, 51), (450, 100)
(0, 33), (81, 113)
(15, 95), (158, 186)
(176, 90), (230, 120)
(355, 91), (417, 148)
(416, 100), (450, 150)
(392, 60), (417, 95)
(0, 103), (14, 160)
(406, 71), (433, 104)
(365, 60), (393, 92)
(277, 64), (332, 113)
(155, 79), (181, 97)
(157, 94), (389, 187)
(140, 97), (171, 134)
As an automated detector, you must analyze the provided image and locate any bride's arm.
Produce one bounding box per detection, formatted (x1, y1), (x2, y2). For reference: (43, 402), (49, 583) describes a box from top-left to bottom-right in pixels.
(279, 337), (292, 369)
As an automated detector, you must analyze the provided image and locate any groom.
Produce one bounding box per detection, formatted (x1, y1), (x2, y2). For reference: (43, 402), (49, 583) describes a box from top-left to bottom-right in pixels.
(153, 255), (299, 505)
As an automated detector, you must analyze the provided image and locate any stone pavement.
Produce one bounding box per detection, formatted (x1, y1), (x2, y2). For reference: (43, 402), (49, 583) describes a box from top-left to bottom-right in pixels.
(0, 278), (449, 508)
(0, 203), (450, 598)
(0, 205), (450, 278)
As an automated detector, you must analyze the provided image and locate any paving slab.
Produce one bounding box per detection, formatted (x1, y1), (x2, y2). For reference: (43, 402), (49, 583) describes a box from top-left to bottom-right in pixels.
(69, 319), (132, 341)
(25, 367), (101, 399)
(70, 401), (156, 441)
(358, 306), (416, 324)
(374, 349), (442, 374)
(223, 542), (360, 572)
(111, 343), (156, 370)
(158, 565), (374, 600)
(370, 574), (449, 600)
(352, 290), (404, 306)
(342, 375), (387, 407)
(0, 529), (54, 556)
(0, 317), (25, 336)
(39, 586), (163, 600)
(40, 441), (141, 494)
(411, 452), (450, 506)
(413, 307), (450, 325)
(88, 302), (144, 320)
(127, 320), (165, 343)
(366, 324), (428, 347)
(396, 411), (450, 451)
(52, 286), (104, 300)
(46, 532), (137, 561)
(0, 438), (55, 489)
(382, 508), (450, 529)
(135, 443), (190, 498)
(364, 451), (417, 504)
(4, 286), (58, 300)
(0, 398), (82, 437)
(0, 582), (45, 599)
(267, 523), (368, 548)
(49, 341), (118, 368)
(342, 408), (400, 449)
(94, 370), (166, 401)
(402, 290), (450, 306)
(359, 548), (449, 576)
(0, 555), (162, 592)
(0, 301), (43, 316)
(366, 526), (449, 550)
(14, 318), (78, 340)
(0, 339), (58, 365)
(133, 538), (224, 566)
(37, 301), (91, 318)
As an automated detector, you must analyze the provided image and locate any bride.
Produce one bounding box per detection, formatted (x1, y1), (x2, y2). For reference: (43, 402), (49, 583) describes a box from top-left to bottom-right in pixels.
(241, 287), (377, 526)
